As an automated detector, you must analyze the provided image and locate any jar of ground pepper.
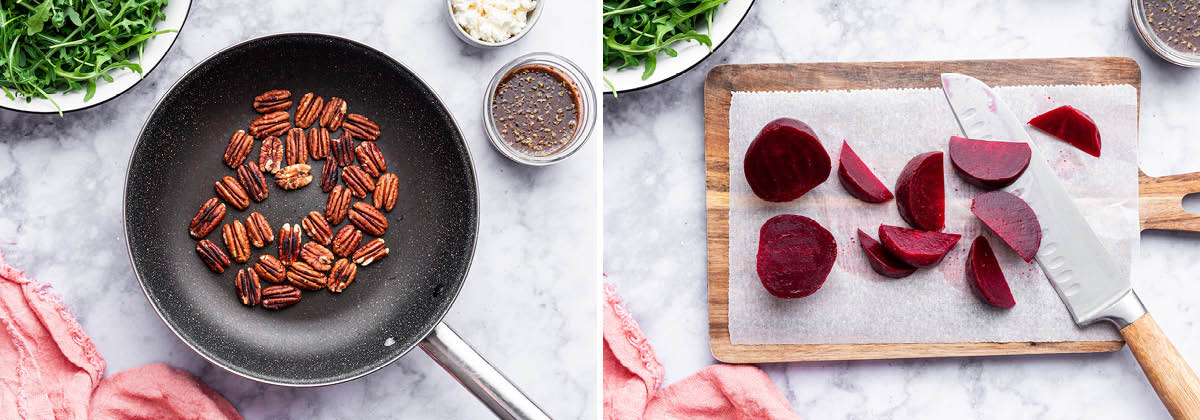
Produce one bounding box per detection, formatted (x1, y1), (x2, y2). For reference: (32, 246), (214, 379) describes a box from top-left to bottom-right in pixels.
(484, 52), (596, 165)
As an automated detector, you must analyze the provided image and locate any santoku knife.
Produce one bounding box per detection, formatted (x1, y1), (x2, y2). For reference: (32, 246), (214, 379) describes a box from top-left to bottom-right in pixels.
(941, 73), (1200, 419)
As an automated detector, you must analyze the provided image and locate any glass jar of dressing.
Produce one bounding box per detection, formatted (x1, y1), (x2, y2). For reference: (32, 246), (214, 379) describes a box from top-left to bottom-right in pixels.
(1132, 0), (1200, 67)
(483, 52), (596, 165)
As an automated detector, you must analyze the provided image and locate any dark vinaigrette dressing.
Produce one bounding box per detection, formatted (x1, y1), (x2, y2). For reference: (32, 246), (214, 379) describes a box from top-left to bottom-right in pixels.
(1145, 0), (1200, 54)
(491, 65), (581, 157)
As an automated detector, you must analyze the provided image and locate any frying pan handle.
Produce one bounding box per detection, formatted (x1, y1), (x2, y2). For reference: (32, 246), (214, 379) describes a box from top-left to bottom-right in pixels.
(419, 322), (552, 420)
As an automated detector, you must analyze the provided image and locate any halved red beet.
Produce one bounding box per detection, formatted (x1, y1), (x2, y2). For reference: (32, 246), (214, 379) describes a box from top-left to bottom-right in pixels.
(948, 136), (1031, 190)
(756, 214), (837, 299)
(894, 152), (945, 231)
(744, 118), (832, 202)
(1028, 105), (1101, 157)
(970, 191), (1041, 262)
(857, 229), (916, 278)
(878, 224), (961, 268)
(967, 236), (1016, 309)
(838, 141), (894, 203)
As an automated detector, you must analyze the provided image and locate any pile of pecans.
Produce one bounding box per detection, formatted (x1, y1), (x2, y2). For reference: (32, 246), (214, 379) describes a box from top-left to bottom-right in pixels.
(188, 90), (397, 310)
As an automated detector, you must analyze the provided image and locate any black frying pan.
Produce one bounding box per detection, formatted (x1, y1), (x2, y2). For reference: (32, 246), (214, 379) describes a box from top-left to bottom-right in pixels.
(124, 33), (547, 419)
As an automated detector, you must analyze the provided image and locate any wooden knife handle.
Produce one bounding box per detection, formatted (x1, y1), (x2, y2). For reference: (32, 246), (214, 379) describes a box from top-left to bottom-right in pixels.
(1120, 313), (1200, 419)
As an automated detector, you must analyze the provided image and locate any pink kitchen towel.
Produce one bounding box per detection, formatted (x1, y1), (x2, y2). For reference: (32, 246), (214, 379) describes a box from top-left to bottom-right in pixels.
(90, 363), (241, 420)
(603, 284), (802, 420)
(0, 251), (241, 420)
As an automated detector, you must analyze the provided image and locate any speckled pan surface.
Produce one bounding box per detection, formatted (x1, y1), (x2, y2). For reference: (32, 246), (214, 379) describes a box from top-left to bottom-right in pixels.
(124, 33), (477, 386)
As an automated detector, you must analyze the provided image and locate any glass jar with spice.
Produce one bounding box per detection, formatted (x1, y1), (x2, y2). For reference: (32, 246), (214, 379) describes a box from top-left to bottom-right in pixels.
(484, 52), (597, 165)
(1132, 0), (1200, 67)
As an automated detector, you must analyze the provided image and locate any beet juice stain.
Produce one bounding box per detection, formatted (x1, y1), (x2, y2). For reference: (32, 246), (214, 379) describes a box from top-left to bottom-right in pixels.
(491, 65), (581, 157)
(1145, 0), (1200, 54)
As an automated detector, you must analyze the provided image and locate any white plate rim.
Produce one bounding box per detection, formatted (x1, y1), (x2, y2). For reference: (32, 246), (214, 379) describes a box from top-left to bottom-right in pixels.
(0, 0), (192, 114)
(602, 0), (754, 94)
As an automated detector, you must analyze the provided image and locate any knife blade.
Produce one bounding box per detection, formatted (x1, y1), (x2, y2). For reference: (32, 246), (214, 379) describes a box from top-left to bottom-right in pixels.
(939, 73), (1146, 328)
(941, 73), (1200, 418)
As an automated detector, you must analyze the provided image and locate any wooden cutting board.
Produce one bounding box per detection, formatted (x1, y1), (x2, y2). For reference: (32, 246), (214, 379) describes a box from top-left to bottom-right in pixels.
(705, 57), (1200, 363)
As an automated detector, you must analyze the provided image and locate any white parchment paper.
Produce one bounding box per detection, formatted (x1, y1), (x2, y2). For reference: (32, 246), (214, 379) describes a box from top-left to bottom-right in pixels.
(728, 85), (1137, 344)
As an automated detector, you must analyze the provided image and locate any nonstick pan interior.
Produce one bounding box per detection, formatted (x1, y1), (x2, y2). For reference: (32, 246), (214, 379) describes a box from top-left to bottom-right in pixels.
(124, 33), (477, 386)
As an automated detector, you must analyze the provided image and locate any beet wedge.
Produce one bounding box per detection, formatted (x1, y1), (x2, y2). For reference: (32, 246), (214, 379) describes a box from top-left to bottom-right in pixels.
(1028, 105), (1101, 157)
(744, 118), (832, 202)
(857, 229), (916, 278)
(895, 152), (945, 231)
(756, 214), (838, 299)
(838, 141), (894, 203)
(971, 191), (1041, 262)
(948, 136), (1031, 190)
(967, 236), (1016, 309)
(878, 224), (961, 268)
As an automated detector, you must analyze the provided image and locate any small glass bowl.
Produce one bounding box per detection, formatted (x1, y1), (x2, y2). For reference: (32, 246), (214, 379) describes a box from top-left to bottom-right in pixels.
(445, 0), (544, 48)
(483, 52), (596, 166)
(1131, 0), (1200, 67)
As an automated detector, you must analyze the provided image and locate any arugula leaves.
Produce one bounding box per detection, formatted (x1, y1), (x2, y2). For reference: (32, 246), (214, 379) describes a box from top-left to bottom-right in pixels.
(602, 0), (728, 80)
(0, 0), (174, 113)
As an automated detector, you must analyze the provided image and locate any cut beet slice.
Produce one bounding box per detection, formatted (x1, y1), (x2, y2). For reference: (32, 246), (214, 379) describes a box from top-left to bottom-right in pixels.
(878, 224), (961, 268)
(970, 191), (1041, 262)
(857, 229), (916, 279)
(1028, 105), (1101, 157)
(838, 141), (894, 203)
(756, 214), (837, 299)
(948, 136), (1031, 190)
(967, 236), (1016, 309)
(894, 152), (945, 231)
(744, 118), (832, 202)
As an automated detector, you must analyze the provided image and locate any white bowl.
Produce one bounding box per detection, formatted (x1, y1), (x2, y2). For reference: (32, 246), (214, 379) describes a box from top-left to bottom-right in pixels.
(445, 0), (544, 48)
(0, 0), (191, 114)
(603, 0), (753, 94)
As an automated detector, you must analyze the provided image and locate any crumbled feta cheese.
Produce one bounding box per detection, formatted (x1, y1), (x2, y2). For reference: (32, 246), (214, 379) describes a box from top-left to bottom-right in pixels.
(451, 0), (538, 43)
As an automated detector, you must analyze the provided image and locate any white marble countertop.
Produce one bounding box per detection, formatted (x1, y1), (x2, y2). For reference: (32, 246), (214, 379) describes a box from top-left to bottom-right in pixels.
(0, 1), (597, 418)
(604, 1), (1200, 418)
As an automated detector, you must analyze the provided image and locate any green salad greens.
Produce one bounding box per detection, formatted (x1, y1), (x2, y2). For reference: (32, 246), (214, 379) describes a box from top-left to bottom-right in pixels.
(0, 0), (174, 111)
(602, 0), (728, 80)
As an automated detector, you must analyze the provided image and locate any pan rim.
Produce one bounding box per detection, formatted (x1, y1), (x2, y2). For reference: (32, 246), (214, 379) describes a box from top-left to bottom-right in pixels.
(121, 31), (479, 387)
